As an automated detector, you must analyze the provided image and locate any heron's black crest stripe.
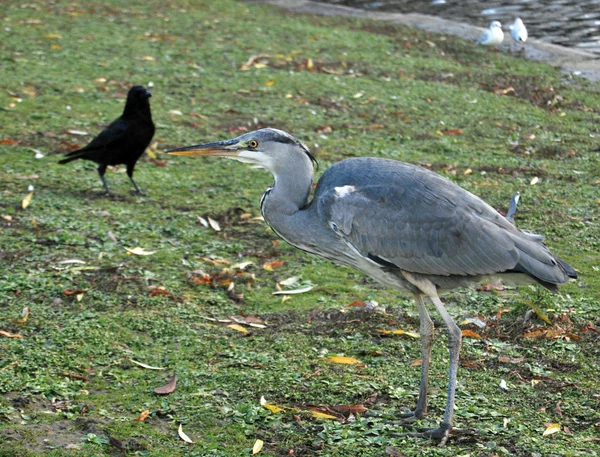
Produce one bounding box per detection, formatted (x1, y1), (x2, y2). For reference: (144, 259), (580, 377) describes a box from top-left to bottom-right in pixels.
(367, 254), (399, 269)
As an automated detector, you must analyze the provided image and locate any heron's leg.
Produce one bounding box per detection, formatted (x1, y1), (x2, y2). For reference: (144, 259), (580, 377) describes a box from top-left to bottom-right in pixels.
(397, 294), (434, 422)
(126, 164), (144, 195)
(398, 272), (468, 446)
(97, 164), (111, 195)
(429, 293), (462, 444)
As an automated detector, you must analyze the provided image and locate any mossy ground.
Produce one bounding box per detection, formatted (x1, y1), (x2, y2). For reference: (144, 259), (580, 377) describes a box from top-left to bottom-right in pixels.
(0, 1), (599, 456)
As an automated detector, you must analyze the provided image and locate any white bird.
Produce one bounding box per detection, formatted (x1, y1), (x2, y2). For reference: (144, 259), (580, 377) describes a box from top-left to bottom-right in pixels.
(509, 18), (528, 52)
(477, 21), (504, 48)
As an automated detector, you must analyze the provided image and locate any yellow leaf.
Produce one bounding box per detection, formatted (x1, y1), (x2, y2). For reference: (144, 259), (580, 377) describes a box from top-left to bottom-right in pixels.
(265, 79), (275, 87)
(307, 58), (314, 70)
(22, 191), (34, 209)
(178, 423), (195, 444)
(525, 300), (552, 325)
(263, 403), (283, 413)
(326, 356), (362, 365)
(310, 411), (338, 420)
(377, 329), (419, 338)
(45, 33), (62, 39)
(10, 307), (30, 325)
(530, 176), (539, 185)
(226, 324), (249, 334)
(461, 329), (482, 338)
(125, 247), (156, 256)
(252, 439), (264, 454)
(543, 423), (560, 436)
(463, 168), (473, 175)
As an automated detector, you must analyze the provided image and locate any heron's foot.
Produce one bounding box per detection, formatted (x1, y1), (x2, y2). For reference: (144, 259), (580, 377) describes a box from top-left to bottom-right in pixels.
(393, 422), (476, 446)
(131, 189), (146, 196)
(389, 407), (426, 424)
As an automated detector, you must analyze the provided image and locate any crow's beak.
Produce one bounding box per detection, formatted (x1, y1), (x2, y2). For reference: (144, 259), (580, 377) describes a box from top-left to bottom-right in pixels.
(167, 138), (240, 157)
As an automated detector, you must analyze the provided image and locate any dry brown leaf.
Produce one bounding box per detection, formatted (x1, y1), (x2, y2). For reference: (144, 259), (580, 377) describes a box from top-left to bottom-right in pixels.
(442, 128), (463, 135)
(461, 329), (482, 338)
(133, 410), (150, 422)
(178, 423), (194, 444)
(498, 356), (525, 364)
(154, 374), (177, 395)
(63, 289), (88, 296)
(263, 260), (285, 271)
(347, 301), (367, 307)
(330, 404), (368, 415)
(0, 330), (24, 339)
(326, 356), (362, 365)
(410, 358), (422, 367)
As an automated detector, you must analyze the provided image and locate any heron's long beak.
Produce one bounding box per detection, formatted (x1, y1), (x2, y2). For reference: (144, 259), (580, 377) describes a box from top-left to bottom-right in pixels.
(166, 139), (240, 157)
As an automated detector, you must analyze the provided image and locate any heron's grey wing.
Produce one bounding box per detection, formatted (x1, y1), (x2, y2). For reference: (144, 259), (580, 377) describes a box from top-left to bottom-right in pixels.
(317, 163), (523, 277)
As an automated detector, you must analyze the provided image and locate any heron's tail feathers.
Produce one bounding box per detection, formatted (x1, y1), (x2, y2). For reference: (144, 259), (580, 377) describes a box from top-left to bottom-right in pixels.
(510, 235), (576, 291)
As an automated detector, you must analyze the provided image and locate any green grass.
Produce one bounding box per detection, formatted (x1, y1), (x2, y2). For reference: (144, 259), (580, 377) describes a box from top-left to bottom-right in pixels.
(1, 0), (599, 456)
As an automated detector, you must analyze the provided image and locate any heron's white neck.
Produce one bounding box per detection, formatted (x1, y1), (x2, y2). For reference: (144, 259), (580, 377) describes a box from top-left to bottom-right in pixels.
(260, 151), (314, 220)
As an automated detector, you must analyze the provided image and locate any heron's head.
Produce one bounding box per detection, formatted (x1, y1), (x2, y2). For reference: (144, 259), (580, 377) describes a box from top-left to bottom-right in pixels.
(167, 128), (317, 175)
(490, 21), (502, 29)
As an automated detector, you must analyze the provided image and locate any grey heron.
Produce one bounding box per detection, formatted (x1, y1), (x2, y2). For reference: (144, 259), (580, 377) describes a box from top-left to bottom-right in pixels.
(168, 128), (576, 444)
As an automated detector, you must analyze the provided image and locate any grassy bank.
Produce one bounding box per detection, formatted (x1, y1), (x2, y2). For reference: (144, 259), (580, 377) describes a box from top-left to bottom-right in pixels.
(0, 0), (599, 456)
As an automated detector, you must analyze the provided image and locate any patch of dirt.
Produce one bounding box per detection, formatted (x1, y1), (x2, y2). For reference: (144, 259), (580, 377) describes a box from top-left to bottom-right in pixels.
(0, 419), (100, 453)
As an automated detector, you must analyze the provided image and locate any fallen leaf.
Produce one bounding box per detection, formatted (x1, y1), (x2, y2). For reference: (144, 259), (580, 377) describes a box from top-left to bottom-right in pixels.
(133, 410), (150, 422)
(498, 356), (525, 364)
(178, 423), (194, 444)
(130, 360), (165, 370)
(226, 324), (249, 334)
(0, 139), (16, 145)
(525, 300), (552, 325)
(442, 129), (463, 135)
(10, 306), (30, 325)
(326, 356), (362, 365)
(252, 439), (264, 454)
(330, 404), (368, 415)
(263, 261), (285, 271)
(107, 231), (118, 242)
(67, 129), (88, 135)
(347, 300), (367, 307)
(260, 396), (283, 413)
(461, 329), (482, 338)
(410, 358), (422, 367)
(278, 276), (301, 287)
(63, 289), (88, 296)
(377, 329), (420, 338)
(310, 411), (338, 420)
(22, 191), (34, 209)
(0, 330), (24, 339)
(530, 176), (539, 186)
(154, 374), (177, 395)
(207, 217), (221, 231)
(386, 447), (406, 457)
(272, 285), (314, 295)
(265, 79), (275, 87)
(197, 216), (209, 227)
(543, 423), (560, 436)
(125, 247), (156, 256)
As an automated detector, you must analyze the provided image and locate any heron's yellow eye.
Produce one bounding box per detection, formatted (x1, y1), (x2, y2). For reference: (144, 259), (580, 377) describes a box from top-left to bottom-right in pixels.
(248, 140), (259, 149)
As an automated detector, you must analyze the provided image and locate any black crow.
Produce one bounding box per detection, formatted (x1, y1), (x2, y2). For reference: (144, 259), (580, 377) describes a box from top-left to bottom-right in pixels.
(59, 85), (155, 195)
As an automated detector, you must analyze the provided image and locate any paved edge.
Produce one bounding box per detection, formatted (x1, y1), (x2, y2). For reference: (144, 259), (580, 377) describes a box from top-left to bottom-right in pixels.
(244, 0), (600, 82)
